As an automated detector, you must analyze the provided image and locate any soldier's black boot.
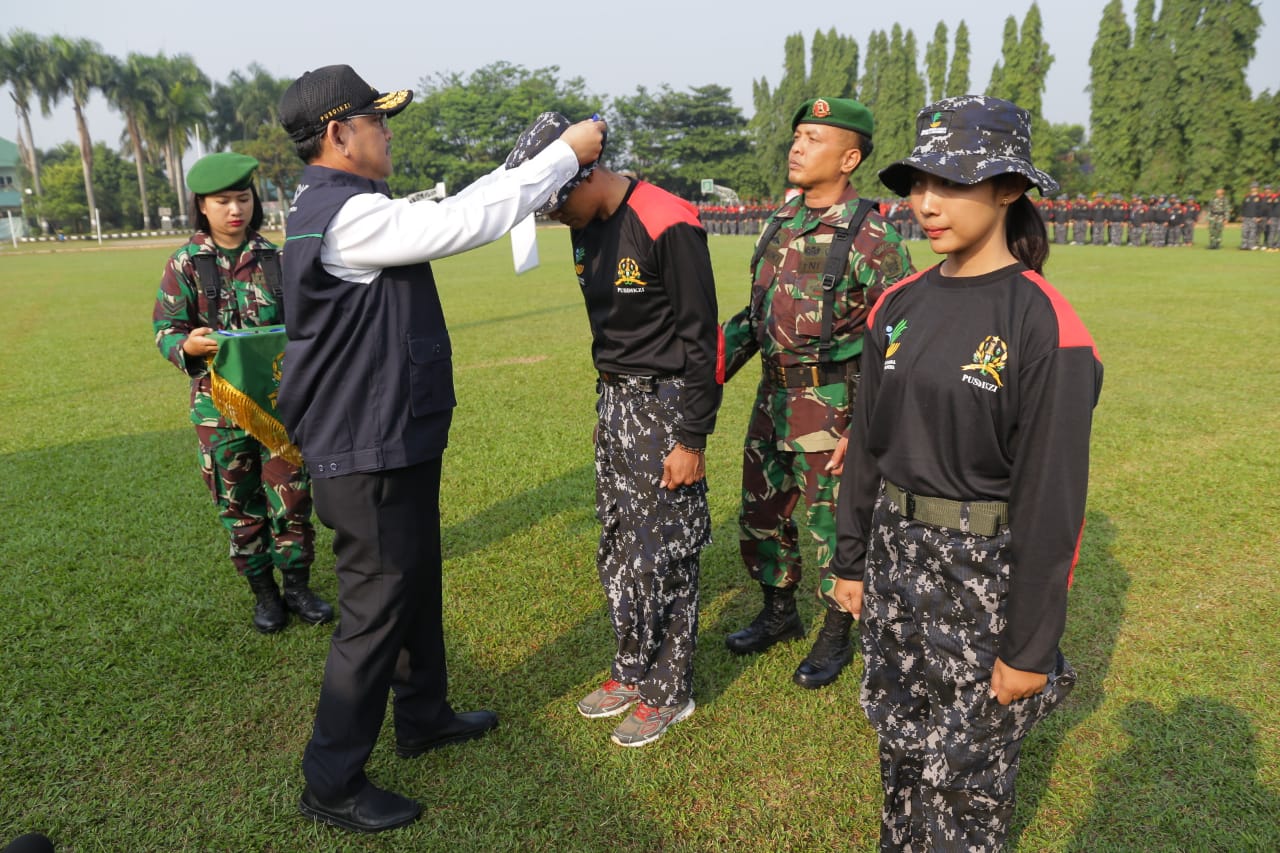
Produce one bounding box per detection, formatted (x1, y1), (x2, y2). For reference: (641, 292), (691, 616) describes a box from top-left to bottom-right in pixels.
(725, 584), (804, 654)
(282, 568), (335, 625)
(247, 572), (287, 634)
(792, 609), (855, 689)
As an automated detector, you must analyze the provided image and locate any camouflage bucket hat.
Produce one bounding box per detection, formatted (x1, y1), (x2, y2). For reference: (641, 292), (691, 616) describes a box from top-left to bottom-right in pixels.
(879, 95), (1059, 197)
(505, 112), (605, 213)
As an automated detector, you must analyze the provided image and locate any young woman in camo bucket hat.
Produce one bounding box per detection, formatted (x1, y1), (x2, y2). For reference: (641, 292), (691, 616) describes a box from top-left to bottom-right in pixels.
(829, 96), (1105, 850)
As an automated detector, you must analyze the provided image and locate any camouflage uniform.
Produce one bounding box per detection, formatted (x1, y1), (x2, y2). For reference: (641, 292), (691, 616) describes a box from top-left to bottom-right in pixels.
(1070, 196), (1089, 245)
(722, 186), (913, 608)
(1240, 188), (1262, 249)
(860, 491), (1077, 851)
(1052, 199), (1068, 244)
(1266, 189), (1280, 250)
(595, 377), (707, 707)
(153, 231), (315, 580)
(1207, 193), (1229, 249)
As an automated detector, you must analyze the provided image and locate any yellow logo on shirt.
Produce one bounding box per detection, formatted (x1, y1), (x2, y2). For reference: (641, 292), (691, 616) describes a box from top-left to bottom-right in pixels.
(615, 257), (644, 289)
(961, 335), (1008, 387)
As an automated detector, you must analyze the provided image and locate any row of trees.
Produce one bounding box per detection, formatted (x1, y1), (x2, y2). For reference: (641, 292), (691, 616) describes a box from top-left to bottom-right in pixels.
(3, 3), (1277, 234)
(1089, 0), (1274, 195)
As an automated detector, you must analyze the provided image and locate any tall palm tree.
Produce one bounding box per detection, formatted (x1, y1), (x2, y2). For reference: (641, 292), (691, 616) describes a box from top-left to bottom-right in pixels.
(210, 63), (288, 148)
(1, 30), (51, 233)
(102, 53), (162, 229)
(146, 53), (210, 224)
(45, 35), (109, 230)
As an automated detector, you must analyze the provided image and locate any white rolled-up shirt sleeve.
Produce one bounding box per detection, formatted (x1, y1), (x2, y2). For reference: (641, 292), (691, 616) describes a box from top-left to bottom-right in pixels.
(321, 138), (579, 282)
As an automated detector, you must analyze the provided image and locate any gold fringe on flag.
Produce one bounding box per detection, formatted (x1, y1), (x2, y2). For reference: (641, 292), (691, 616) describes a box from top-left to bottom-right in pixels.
(209, 369), (305, 467)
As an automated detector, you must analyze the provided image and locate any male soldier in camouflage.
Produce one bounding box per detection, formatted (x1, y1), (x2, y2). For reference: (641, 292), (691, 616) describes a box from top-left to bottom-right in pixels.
(1150, 195), (1169, 248)
(1090, 193), (1109, 245)
(1265, 186), (1280, 250)
(721, 97), (914, 689)
(1240, 183), (1262, 250)
(1207, 188), (1230, 249)
(1129, 194), (1146, 247)
(1053, 195), (1069, 244)
(1183, 195), (1201, 245)
(1109, 193), (1127, 245)
(1071, 193), (1089, 245)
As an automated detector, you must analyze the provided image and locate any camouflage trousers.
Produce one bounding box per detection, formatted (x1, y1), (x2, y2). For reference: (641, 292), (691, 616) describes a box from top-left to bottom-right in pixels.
(1151, 223), (1168, 247)
(1091, 223), (1106, 245)
(196, 423), (314, 578)
(1109, 224), (1124, 246)
(1071, 221), (1088, 244)
(1241, 217), (1261, 249)
(1208, 219), (1224, 249)
(739, 436), (843, 611)
(860, 488), (1076, 852)
(1129, 223), (1143, 247)
(1268, 218), (1280, 249)
(1052, 223), (1067, 244)
(595, 376), (708, 708)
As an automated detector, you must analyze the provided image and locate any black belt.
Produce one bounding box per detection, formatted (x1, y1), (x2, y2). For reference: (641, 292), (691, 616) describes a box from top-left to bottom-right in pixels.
(883, 480), (1010, 536)
(597, 372), (674, 393)
(764, 359), (852, 389)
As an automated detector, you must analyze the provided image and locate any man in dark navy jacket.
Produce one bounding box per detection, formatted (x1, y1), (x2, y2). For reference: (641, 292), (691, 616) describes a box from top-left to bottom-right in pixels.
(276, 64), (604, 834)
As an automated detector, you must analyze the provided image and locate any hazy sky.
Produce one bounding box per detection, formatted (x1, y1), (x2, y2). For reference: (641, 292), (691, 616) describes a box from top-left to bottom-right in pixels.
(4, 0), (1279, 157)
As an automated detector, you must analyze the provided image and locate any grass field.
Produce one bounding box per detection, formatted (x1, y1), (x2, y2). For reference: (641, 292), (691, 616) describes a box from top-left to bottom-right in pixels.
(1, 225), (1278, 852)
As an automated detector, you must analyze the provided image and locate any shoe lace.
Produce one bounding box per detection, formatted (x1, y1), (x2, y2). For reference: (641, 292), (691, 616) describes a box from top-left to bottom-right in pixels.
(601, 679), (622, 692)
(633, 704), (659, 721)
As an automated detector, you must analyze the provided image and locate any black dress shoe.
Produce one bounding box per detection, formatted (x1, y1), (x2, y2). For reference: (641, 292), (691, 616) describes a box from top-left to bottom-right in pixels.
(396, 709), (499, 758)
(299, 783), (421, 833)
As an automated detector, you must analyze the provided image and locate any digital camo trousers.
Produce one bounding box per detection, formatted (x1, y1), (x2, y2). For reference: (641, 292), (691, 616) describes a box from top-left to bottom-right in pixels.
(860, 489), (1075, 852)
(595, 377), (709, 708)
(739, 439), (844, 610)
(196, 423), (315, 578)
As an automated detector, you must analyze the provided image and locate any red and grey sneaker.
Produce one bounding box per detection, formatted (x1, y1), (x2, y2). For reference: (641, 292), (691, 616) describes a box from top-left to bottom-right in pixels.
(576, 679), (641, 719)
(609, 699), (695, 747)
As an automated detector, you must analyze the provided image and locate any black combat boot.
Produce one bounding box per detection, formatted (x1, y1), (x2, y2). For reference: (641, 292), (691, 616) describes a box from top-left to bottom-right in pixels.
(282, 568), (335, 625)
(247, 571), (287, 634)
(725, 584), (804, 654)
(792, 608), (855, 689)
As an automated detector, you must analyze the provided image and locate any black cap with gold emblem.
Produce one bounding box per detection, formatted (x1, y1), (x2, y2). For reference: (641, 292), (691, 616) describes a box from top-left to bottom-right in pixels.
(279, 64), (412, 142)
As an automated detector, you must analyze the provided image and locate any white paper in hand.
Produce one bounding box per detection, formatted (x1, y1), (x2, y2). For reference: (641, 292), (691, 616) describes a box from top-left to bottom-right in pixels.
(511, 214), (539, 274)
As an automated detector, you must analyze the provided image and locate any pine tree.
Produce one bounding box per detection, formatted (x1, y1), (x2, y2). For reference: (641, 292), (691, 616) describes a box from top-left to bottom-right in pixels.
(925, 22), (948, 103)
(947, 21), (972, 97)
(1170, 0), (1262, 196)
(1088, 0), (1138, 191)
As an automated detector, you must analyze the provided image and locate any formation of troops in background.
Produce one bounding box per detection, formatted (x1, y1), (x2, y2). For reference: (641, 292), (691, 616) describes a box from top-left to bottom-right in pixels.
(699, 184), (1280, 251)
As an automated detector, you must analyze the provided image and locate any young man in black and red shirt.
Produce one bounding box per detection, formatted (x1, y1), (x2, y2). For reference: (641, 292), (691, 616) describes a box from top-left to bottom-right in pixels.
(508, 115), (721, 747)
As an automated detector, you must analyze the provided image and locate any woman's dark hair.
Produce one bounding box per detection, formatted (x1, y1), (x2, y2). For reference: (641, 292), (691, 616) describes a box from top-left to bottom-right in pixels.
(997, 175), (1049, 273)
(192, 183), (264, 236)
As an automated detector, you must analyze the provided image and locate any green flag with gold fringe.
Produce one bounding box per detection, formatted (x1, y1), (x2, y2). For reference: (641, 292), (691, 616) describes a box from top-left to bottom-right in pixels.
(208, 325), (303, 467)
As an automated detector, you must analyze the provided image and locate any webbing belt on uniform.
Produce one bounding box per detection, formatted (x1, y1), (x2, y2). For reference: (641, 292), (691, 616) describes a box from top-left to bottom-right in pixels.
(762, 359), (852, 389)
(749, 198), (876, 364)
(193, 248), (284, 331)
(883, 480), (1010, 536)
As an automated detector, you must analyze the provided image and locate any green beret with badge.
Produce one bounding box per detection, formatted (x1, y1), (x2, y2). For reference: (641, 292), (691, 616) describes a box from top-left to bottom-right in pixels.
(187, 152), (259, 195)
(791, 97), (875, 137)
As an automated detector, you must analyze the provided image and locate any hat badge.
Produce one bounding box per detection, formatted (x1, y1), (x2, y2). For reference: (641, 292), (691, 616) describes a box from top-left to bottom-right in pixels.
(812, 99), (831, 118)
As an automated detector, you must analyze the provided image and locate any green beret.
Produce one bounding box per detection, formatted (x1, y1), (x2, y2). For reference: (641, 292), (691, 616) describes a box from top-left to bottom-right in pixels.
(187, 152), (259, 195)
(791, 98), (875, 137)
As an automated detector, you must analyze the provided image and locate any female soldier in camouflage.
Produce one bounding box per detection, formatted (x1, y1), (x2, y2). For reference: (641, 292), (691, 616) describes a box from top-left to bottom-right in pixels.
(152, 152), (332, 633)
(832, 97), (1104, 850)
